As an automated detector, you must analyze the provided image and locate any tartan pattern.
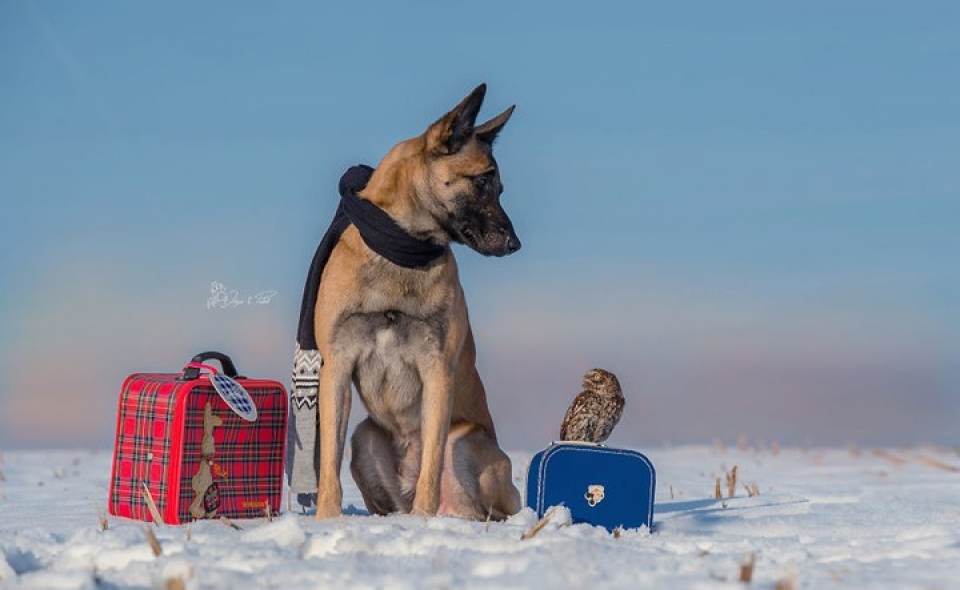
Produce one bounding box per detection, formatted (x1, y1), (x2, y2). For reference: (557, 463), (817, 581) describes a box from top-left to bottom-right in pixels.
(177, 384), (286, 521)
(109, 372), (286, 524)
(109, 374), (177, 522)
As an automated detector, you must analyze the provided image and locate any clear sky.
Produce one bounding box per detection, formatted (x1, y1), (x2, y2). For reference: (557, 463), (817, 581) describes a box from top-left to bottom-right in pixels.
(1, 1), (958, 450)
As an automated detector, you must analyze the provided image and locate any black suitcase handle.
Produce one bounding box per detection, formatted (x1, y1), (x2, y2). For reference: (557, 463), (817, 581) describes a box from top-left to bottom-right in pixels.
(180, 351), (243, 381)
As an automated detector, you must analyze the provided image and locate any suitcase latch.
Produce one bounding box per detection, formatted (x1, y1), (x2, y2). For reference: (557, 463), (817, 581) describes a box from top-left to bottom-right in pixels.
(585, 484), (606, 507)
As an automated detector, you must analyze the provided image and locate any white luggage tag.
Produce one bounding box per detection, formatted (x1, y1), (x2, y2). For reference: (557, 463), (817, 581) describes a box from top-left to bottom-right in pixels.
(186, 362), (258, 422)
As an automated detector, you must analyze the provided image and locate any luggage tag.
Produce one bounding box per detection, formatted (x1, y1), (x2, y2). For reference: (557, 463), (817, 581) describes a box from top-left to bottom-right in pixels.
(184, 362), (258, 422)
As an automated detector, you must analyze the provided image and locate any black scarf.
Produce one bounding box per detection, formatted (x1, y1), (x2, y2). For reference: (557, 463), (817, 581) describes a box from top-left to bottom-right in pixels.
(296, 165), (447, 350)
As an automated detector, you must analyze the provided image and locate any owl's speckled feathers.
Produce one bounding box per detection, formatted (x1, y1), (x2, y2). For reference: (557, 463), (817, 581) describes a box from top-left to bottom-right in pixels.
(559, 368), (625, 443)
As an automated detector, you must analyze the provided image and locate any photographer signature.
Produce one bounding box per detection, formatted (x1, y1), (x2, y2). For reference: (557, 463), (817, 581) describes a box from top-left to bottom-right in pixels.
(207, 282), (278, 309)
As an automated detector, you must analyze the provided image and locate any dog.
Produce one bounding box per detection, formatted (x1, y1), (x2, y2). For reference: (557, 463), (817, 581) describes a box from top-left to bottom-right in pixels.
(313, 84), (522, 520)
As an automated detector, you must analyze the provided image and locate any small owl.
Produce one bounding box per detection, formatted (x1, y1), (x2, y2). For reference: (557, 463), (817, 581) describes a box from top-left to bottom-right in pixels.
(559, 368), (625, 443)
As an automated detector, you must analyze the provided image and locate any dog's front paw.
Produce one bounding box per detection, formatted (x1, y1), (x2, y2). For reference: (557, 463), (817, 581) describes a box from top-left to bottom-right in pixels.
(315, 501), (342, 520)
(410, 506), (437, 518)
(315, 489), (343, 520)
(412, 479), (441, 517)
(411, 497), (439, 518)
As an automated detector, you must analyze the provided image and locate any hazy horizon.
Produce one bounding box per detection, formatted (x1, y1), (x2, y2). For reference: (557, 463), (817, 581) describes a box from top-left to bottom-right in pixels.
(2, 1), (958, 450)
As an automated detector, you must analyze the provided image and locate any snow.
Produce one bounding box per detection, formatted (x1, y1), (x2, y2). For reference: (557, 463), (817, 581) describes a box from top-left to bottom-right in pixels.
(2, 445), (959, 589)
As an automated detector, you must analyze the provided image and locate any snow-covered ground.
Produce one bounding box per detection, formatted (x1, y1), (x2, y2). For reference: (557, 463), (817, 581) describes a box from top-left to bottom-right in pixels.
(1, 444), (959, 589)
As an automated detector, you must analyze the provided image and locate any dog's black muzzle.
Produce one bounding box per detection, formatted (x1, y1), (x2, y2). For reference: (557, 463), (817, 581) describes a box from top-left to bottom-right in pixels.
(458, 220), (521, 257)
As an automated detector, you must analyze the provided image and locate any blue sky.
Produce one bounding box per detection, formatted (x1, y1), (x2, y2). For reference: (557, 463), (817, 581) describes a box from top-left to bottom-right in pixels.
(1, 1), (958, 449)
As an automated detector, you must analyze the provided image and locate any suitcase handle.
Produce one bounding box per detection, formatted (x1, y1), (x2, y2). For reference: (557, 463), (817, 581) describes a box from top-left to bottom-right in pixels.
(180, 351), (242, 381)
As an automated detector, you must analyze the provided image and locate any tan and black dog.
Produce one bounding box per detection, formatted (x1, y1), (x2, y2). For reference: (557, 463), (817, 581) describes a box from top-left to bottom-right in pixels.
(313, 84), (522, 520)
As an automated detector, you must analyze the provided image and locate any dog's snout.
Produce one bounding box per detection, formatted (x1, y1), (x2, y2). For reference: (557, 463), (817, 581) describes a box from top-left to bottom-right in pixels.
(505, 233), (521, 254)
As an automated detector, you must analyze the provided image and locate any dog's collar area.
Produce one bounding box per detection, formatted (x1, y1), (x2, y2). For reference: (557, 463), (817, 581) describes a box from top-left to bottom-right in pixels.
(296, 164), (446, 354)
(339, 164), (447, 269)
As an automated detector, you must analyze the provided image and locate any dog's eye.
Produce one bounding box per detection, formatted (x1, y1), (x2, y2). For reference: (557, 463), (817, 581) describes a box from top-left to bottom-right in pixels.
(470, 172), (494, 190)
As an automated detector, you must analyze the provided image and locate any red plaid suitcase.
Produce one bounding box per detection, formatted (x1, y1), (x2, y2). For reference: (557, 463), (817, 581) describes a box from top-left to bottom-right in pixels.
(108, 351), (287, 524)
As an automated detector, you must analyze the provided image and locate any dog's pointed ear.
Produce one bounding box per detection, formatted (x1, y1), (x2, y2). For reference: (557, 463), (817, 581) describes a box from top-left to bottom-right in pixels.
(426, 84), (487, 155)
(475, 105), (515, 145)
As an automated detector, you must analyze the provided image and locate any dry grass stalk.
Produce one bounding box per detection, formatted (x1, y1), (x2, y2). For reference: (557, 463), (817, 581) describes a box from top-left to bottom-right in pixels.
(774, 574), (797, 590)
(739, 553), (756, 583)
(185, 525), (192, 541)
(872, 449), (907, 465)
(714, 478), (722, 499)
(521, 507), (558, 541)
(97, 509), (109, 532)
(613, 527), (622, 539)
(727, 466), (739, 499)
(737, 434), (748, 451)
(746, 482), (761, 497)
(164, 577), (187, 590)
(913, 454), (960, 473)
(670, 485), (675, 500)
(141, 483), (164, 525)
(219, 515), (243, 531)
(264, 501), (274, 522)
(143, 526), (163, 557)
(713, 439), (726, 455)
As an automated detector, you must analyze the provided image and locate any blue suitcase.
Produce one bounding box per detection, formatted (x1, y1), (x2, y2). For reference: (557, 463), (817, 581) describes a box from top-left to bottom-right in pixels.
(526, 442), (656, 532)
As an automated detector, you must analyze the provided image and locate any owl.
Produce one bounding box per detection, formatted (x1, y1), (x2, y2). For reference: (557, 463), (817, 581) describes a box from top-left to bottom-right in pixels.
(559, 368), (625, 443)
